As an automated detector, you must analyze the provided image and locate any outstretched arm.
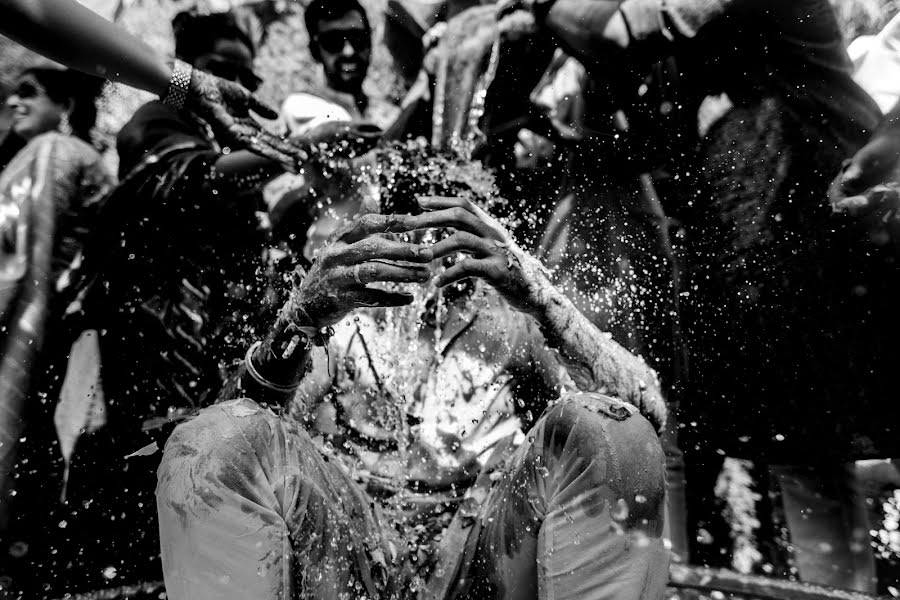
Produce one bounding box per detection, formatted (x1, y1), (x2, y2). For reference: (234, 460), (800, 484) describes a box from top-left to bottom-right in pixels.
(1, 0), (171, 94)
(422, 196), (667, 428)
(499, 0), (736, 69)
(0, 0), (312, 168)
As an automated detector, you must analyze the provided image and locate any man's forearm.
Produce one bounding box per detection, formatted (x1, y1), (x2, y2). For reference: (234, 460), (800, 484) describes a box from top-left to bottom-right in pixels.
(512, 247), (668, 427)
(217, 298), (314, 405)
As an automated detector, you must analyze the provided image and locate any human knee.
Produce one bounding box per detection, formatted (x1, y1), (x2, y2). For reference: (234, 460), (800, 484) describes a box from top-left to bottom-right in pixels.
(536, 392), (667, 516)
(537, 392), (655, 457)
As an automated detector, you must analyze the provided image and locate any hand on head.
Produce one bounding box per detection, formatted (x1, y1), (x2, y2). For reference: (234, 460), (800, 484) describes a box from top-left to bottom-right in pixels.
(288, 213), (435, 329)
(287, 194), (530, 330)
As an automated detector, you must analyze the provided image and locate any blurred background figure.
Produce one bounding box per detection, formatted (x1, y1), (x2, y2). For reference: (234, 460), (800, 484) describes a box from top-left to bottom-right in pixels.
(0, 65), (114, 599)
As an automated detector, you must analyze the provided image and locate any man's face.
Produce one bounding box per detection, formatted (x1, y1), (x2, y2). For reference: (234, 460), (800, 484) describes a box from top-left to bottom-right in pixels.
(193, 37), (261, 92)
(314, 11), (371, 95)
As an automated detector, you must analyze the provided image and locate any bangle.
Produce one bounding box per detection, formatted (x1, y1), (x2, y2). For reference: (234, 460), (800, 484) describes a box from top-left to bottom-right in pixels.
(163, 59), (192, 111)
(244, 341), (304, 394)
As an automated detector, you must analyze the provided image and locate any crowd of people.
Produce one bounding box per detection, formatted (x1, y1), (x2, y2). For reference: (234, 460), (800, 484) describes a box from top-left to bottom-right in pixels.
(0, 0), (899, 598)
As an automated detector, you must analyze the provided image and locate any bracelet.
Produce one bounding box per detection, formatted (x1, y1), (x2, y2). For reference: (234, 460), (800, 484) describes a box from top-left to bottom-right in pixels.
(162, 58), (192, 111)
(244, 341), (304, 394)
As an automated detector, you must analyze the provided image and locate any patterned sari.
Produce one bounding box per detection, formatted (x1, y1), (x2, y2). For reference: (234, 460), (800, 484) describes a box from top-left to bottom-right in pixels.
(0, 132), (112, 528)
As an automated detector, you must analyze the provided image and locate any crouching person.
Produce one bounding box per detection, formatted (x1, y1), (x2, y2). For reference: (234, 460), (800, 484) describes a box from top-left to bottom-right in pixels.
(157, 192), (670, 599)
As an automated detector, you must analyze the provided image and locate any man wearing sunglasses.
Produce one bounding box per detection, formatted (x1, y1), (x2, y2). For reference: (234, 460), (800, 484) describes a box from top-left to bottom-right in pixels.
(279, 0), (398, 138)
(306, 0), (373, 117)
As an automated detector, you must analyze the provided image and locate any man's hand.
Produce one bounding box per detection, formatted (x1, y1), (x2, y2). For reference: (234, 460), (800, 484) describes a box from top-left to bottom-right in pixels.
(186, 69), (311, 172)
(288, 214), (435, 329)
(297, 120), (383, 158)
(418, 196), (534, 306)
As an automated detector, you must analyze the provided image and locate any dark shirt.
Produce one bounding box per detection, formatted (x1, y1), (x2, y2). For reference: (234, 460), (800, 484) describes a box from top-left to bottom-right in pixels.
(105, 101), (273, 425)
(620, 0), (881, 149)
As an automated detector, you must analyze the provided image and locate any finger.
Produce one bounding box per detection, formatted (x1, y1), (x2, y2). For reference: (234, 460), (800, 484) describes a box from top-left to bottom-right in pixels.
(350, 289), (415, 309)
(339, 262), (431, 286)
(345, 237), (434, 265)
(403, 207), (500, 240)
(245, 123), (309, 160)
(435, 257), (506, 287)
(430, 231), (496, 259)
(248, 93), (279, 120)
(222, 119), (305, 171)
(337, 214), (434, 243)
(417, 195), (475, 212)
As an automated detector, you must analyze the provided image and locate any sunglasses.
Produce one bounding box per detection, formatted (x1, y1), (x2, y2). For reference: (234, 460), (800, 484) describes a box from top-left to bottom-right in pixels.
(202, 58), (262, 93)
(10, 82), (45, 101)
(315, 30), (371, 54)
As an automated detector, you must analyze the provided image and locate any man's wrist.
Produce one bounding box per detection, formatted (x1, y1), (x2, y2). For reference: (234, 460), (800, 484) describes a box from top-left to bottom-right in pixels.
(246, 341), (306, 393)
(506, 246), (555, 316)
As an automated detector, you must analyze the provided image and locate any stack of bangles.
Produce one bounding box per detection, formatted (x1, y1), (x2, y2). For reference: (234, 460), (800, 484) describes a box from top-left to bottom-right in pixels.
(244, 340), (307, 394)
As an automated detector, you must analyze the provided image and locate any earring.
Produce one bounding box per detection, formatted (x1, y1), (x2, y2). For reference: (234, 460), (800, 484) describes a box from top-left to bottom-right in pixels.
(58, 112), (73, 136)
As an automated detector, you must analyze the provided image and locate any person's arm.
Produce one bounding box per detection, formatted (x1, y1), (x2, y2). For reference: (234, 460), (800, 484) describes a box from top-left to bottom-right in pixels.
(422, 195), (667, 428)
(217, 214), (436, 407)
(502, 0), (735, 69)
(210, 120), (384, 190)
(0, 0), (170, 93)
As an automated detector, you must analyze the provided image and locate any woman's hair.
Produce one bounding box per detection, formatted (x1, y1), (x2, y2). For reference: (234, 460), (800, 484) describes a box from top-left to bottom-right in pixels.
(173, 10), (257, 63)
(18, 67), (106, 142)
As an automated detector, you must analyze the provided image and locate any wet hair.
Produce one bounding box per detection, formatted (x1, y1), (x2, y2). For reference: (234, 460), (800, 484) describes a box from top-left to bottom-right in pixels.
(304, 0), (371, 59)
(18, 67), (105, 143)
(370, 140), (500, 215)
(172, 10), (256, 64)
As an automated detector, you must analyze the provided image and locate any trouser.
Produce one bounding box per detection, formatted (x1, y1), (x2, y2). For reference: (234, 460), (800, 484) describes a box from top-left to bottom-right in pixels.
(156, 393), (669, 599)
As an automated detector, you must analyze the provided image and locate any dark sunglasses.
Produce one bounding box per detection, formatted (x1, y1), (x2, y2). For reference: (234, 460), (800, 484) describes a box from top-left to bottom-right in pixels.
(10, 82), (45, 101)
(315, 30), (371, 54)
(202, 59), (262, 93)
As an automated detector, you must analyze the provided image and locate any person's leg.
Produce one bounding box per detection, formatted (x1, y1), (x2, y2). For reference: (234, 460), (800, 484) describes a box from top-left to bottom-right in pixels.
(772, 462), (877, 593)
(465, 392), (669, 600)
(156, 399), (384, 600)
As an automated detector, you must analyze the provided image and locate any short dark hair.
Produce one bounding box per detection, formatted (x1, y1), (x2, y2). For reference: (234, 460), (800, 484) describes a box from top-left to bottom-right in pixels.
(20, 67), (105, 142)
(304, 0), (371, 41)
(172, 11), (256, 64)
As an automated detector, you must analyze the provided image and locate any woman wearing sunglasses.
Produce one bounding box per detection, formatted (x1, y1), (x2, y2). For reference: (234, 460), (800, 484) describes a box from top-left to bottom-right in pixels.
(0, 66), (116, 598)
